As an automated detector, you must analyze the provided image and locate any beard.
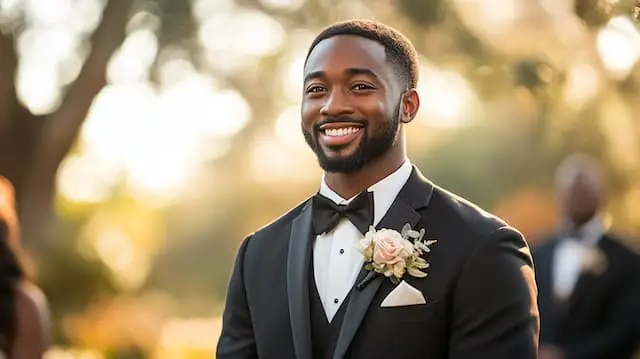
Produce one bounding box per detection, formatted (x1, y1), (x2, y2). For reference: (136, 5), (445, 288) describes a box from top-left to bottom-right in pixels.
(302, 103), (401, 173)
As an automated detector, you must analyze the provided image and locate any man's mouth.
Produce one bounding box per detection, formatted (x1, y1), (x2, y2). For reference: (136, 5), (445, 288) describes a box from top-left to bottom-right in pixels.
(322, 126), (361, 137)
(317, 122), (364, 147)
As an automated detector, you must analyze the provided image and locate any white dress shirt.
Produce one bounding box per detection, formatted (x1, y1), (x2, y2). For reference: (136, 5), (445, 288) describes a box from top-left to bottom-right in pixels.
(313, 160), (413, 321)
(552, 217), (605, 300)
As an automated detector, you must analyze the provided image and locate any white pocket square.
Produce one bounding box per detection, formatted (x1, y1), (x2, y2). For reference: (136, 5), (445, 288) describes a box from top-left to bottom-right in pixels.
(380, 280), (426, 307)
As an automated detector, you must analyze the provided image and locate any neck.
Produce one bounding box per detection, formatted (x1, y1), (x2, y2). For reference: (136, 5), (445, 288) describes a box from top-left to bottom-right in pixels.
(560, 214), (597, 236)
(324, 144), (406, 199)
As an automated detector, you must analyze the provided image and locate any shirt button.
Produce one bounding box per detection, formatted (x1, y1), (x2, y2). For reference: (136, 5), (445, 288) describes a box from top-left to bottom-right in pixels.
(339, 249), (344, 254)
(333, 298), (339, 304)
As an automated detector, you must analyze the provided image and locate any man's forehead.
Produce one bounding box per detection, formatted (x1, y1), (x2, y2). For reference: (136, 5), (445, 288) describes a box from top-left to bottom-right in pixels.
(304, 35), (387, 73)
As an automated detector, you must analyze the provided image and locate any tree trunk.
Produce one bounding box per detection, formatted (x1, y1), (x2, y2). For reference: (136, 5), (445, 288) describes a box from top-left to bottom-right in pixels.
(0, 0), (134, 254)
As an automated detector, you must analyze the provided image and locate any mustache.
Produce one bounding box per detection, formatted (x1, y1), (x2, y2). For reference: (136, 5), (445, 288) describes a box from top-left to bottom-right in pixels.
(313, 117), (366, 132)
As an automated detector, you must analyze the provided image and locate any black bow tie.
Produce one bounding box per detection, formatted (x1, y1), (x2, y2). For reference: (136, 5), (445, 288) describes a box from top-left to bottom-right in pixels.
(311, 191), (374, 235)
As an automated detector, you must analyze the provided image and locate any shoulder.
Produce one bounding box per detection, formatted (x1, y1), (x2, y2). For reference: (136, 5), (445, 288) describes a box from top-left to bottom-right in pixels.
(602, 234), (640, 261)
(15, 281), (50, 323)
(14, 281), (50, 338)
(430, 185), (516, 239)
(426, 185), (531, 268)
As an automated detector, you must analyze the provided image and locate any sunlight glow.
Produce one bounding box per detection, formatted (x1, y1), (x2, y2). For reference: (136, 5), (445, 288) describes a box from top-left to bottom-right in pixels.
(45, 347), (105, 359)
(59, 50), (85, 86)
(205, 90), (252, 136)
(80, 84), (157, 161)
(564, 64), (600, 106)
(600, 98), (640, 171)
(157, 72), (251, 138)
(67, 0), (104, 34)
(259, 0), (305, 11)
(283, 52), (306, 102)
(158, 317), (221, 349)
(279, 29), (317, 102)
(16, 58), (62, 115)
(14, 0), (101, 114)
(597, 16), (640, 80)
(16, 26), (78, 114)
(57, 154), (120, 203)
(107, 29), (159, 84)
(199, 9), (285, 71)
(417, 65), (479, 127)
(454, 0), (521, 30)
(77, 83), (194, 204)
(93, 228), (149, 291)
(275, 106), (306, 148)
(25, 0), (72, 25)
(250, 136), (318, 181)
(624, 185), (640, 224)
(62, 69), (250, 204)
(192, 0), (235, 24)
(0, 0), (22, 23)
(123, 116), (195, 203)
(152, 317), (221, 359)
(159, 58), (196, 87)
(17, 24), (77, 59)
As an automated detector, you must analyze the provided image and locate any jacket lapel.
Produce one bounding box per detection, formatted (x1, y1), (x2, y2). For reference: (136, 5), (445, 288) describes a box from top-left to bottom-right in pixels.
(332, 167), (434, 359)
(287, 201), (314, 359)
(534, 240), (559, 337)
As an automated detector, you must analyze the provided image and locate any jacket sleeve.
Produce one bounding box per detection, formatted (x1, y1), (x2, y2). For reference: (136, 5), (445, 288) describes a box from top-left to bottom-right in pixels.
(216, 235), (258, 359)
(449, 226), (540, 359)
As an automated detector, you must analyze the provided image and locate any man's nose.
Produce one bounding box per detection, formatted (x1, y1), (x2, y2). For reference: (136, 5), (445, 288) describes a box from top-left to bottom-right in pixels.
(320, 88), (355, 118)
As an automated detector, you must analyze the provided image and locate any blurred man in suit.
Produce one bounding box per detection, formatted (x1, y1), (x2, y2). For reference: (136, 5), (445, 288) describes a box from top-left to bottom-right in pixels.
(533, 154), (640, 359)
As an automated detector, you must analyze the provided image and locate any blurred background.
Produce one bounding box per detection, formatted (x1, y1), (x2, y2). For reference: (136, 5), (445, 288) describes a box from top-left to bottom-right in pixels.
(0, 0), (639, 357)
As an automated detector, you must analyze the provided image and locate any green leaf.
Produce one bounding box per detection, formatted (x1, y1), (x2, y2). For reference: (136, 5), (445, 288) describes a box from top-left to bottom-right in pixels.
(413, 258), (429, 269)
(364, 264), (374, 271)
(407, 267), (427, 278)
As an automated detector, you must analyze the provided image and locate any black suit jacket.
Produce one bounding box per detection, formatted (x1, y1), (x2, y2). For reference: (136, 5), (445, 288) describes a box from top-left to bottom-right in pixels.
(533, 234), (640, 359)
(217, 167), (540, 359)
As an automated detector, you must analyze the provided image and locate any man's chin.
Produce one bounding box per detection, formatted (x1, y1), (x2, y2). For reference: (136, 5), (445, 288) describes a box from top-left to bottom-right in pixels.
(316, 154), (366, 173)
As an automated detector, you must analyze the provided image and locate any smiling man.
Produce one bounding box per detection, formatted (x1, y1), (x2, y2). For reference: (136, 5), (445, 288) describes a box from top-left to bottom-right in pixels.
(216, 20), (539, 359)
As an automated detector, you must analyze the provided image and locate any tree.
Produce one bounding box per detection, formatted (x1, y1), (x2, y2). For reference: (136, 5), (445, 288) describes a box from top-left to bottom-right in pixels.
(0, 0), (134, 250)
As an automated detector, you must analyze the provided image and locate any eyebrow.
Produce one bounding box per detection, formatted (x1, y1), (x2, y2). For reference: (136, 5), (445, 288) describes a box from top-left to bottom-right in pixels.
(303, 67), (382, 84)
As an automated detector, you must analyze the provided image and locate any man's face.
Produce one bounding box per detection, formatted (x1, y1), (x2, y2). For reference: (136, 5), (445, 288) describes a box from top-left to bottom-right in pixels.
(559, 173), (600, 227)
(301, 35), (403, 173)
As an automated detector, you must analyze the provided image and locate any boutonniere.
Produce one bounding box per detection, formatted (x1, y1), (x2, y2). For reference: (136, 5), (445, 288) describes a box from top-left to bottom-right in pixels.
(581, 246), (607, 276)
(355, 223), (437, 284)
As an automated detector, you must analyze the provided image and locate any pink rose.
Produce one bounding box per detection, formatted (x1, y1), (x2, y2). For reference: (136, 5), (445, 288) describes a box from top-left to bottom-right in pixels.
(372, 230), (406, 265)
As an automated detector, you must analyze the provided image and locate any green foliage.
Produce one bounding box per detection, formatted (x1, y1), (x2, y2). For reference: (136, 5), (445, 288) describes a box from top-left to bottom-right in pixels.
(397, 0), (447, 27)
(37, 220), (117, 343)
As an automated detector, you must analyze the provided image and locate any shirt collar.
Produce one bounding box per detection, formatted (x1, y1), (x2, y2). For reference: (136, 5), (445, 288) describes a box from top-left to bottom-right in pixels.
(580, 216), (606, 245)
(562, 215), (606, 246)
(318, 159), (413, 226)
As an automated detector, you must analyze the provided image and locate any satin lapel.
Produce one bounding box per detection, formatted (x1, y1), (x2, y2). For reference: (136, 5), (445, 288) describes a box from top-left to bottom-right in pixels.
(332, 168), (433, 359)
(287, 200), (314, 359)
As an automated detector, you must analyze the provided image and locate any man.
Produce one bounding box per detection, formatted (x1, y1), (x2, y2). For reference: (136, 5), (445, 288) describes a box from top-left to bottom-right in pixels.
(534, 154), (640, 359)
(217, 20), (539, 359)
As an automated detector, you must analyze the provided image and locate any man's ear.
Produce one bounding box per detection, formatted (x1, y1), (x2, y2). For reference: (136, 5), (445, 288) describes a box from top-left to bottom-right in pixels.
(400, 89), (420, 124)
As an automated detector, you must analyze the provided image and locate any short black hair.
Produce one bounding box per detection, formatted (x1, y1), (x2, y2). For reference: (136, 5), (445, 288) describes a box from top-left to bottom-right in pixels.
(305, 20), (419, 90)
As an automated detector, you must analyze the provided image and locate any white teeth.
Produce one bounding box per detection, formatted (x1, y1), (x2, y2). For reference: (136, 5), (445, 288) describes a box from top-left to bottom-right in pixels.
(324, 127), (360, 137)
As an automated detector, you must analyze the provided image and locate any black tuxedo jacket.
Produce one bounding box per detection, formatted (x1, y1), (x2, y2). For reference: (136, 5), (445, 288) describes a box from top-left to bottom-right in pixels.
(533, 234), (640, 359)
(217, 167), (539, 359)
